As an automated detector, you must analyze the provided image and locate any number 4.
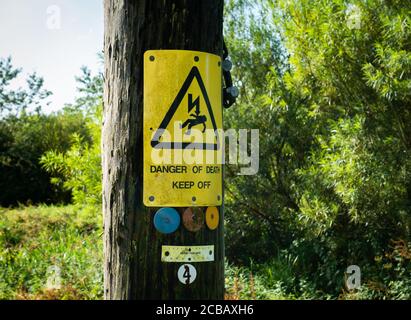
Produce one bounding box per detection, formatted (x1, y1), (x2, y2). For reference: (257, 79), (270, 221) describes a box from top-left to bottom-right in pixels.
(183, 265), (191, 284)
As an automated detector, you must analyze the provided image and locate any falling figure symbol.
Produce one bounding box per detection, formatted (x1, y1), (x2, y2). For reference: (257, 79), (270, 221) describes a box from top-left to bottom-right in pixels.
(181, 115), (207, 135)
(181, 93), (207, 135)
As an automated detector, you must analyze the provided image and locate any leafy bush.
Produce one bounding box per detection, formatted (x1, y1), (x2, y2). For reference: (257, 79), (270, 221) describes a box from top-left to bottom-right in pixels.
(41, 113), (102, 206)
(0, 57), (93, 206)
(0, 111), (91, 206)
(40, 64), (103, 206)
(223, 0), (411, 298)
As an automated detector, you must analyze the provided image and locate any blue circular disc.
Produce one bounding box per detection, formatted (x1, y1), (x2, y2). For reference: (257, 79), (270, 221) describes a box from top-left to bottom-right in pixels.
(153, 208), (180, 234)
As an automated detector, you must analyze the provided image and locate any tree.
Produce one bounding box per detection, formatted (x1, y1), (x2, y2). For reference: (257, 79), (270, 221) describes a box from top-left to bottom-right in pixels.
(41, 63), (103, 207)
(0, 57), (91, 206)
(0, 57), (51, 117)
(223, 0), (410, 298)
(103, 1), (224, 299)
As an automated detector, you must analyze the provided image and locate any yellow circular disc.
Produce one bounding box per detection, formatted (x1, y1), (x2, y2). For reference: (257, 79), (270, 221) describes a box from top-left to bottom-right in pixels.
(205, 207), (219, 230)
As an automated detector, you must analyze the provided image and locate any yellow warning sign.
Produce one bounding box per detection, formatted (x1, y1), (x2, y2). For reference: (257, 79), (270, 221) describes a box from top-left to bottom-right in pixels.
(143, 50), (223, 207)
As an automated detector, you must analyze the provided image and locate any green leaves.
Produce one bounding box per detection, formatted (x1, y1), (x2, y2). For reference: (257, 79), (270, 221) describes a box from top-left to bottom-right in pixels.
(223, 0), (410, 298)
(41, 118), (102, 206)
(0, 57), (51, 116)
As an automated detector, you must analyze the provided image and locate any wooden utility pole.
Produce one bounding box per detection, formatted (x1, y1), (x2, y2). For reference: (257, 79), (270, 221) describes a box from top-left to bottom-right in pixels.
(102, 1), (224, 299)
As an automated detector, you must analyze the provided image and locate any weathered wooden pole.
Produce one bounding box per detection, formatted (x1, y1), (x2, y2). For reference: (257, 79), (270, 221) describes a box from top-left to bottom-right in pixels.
(102, 1), (225, 299)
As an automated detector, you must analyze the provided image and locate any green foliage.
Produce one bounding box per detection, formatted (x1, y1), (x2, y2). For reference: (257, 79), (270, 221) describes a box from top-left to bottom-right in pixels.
(65, 58), (104, 117)
(223, 0), (411, 298)
(0, 110), (91, 206)
(40, 65), (103, 206)
(0, 205), (103, 299)
(0, 205), (301, 300)
(0, 57), (93, 206)
(0, 55), (103, 206)
(0, 57), (51, 116)
(225, 259), (298, 300)
(1, 1), (410, 300)
(41, 115), (102, 206)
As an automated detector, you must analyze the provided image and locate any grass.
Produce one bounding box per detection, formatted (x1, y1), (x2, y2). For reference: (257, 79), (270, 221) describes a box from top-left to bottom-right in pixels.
(0, 205), (103, 299)
(224, 262), (297, 300)
(3, 205), (408, 300)
(0, 205), (300, 300)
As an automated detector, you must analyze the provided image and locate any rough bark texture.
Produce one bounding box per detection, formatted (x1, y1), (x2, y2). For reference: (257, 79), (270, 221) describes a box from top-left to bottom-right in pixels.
(103, 0), (224, 299)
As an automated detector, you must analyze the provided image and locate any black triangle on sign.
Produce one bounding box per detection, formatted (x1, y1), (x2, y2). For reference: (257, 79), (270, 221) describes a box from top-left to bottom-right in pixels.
(150, 66), (220, 150)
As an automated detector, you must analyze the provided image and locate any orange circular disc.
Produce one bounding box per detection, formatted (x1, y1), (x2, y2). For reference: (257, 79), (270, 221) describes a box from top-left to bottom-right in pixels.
(205, 207), (219, 230)
(182, 207), (204, 232)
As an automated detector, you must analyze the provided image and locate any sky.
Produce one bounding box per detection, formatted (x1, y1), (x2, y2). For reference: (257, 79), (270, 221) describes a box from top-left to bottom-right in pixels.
(0, 0), (103, 112)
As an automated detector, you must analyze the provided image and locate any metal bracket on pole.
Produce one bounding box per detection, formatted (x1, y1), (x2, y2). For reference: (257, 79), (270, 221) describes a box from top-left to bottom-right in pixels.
(222, 41), (238, 108)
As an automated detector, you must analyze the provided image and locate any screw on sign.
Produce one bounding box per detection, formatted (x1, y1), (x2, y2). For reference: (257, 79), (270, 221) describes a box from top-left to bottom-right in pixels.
(178, 264), (197, 285)
(161, 245), (214, 262)
(143, 50), (223, 208)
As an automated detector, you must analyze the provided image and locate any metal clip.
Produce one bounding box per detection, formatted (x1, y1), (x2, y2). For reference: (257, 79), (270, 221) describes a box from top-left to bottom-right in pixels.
(222, 41), (238, 109)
